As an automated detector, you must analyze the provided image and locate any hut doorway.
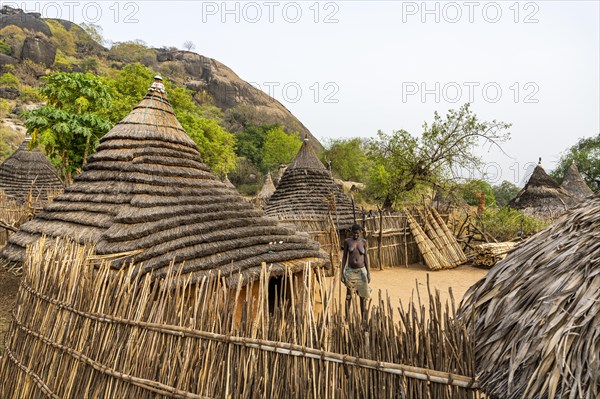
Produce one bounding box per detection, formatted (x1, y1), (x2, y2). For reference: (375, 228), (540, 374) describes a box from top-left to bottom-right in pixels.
(267, 275), (293, 313)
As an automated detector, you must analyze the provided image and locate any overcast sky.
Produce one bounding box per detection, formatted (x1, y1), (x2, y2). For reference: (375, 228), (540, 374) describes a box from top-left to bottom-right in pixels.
(12, 0), (600, 186)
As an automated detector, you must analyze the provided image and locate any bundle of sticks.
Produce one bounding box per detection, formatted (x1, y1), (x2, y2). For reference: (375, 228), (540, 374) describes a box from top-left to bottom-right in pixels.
(472, 242), (519, 268)
(405, 207), (467, 270)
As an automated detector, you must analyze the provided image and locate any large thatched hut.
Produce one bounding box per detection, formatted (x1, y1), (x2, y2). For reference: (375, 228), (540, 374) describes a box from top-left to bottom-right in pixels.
(0, 137), (64, 204)
(508, 161), (575, 219)
(560, 161), (593, 200)
(459, 193), (600, 398)
(1, 77), (327, 285)
(265, 138), (355, 231)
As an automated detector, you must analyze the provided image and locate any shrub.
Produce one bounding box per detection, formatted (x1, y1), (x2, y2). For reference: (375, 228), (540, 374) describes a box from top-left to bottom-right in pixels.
(20, 86), (43, 103)
(52, 50), (72, 71)
(0, 39), (11, 55)
(480, 207), (548, 242)
(0, 72), (20, 89)
(80, 56), (99, 73)
(0, 99), (11, 118)
(0, 25), (26, 56)
(46, 20), (77, 56)
(108, 41), (155, 64)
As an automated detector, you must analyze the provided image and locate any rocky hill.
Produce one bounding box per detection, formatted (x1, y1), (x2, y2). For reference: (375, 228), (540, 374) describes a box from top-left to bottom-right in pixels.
(0, 5), (322, 150)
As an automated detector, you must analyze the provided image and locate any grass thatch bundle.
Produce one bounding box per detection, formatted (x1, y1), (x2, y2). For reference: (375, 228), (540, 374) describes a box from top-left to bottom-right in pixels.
(265, 139), (355, 231)
(0, 79), (327, 285)
(509, 164), (575, 220)
(0, 137), (64, 205)
(560, 161), (593, 200)
(0, 237), (484, 398)
(459, 193), (600, 399)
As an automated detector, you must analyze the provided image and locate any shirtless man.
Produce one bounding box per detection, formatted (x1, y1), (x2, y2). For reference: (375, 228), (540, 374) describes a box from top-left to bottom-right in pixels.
(341, 223), (371, 315)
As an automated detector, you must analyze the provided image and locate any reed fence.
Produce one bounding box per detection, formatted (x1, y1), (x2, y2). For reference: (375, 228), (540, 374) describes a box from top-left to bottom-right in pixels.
(0, 237), (484, 398)
(0, 191), (35, 249)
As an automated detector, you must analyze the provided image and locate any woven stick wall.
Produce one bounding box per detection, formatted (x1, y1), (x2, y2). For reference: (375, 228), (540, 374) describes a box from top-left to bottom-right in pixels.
(0, 237), (484, 399)
(361, 211), (421, 268)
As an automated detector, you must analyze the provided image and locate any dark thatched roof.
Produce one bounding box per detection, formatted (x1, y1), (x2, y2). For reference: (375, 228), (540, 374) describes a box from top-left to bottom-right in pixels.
(508, 164), (576, 219)
(459, 193), (600, 399)
(1, 79), (327, 285)
(560, 161), (593, 200)
(264, 139), (355, 230)
(0, 137), (64, 204)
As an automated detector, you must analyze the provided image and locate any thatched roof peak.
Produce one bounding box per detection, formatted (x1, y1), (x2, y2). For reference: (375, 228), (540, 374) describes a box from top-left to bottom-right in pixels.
(508, 163), (575, 219)
(287, 137), (328, 172)
(2, 79), (327, 285)
(265, 139), (355, 230)
(561, 161), (593, 199)
(0, 136), (64, 204)
(526, 164), (560, 189)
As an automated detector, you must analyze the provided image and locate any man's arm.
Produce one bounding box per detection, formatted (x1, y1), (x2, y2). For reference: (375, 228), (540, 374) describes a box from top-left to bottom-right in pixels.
(363, 239), (370, 283)
(340, 240), (348, 283)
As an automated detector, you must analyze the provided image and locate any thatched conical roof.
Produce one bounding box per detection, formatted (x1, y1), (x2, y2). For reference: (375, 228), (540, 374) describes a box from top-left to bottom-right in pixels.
(1, 78), (327, 284)
(252, 173), (276, 209)
(222, 174), (236, 190)
(264, 139), (355, 230)
(560, 161), (593, 199)
(0, 137), (64, 204)
(508, 163), (575, 219)
(459, 193), (600, 399)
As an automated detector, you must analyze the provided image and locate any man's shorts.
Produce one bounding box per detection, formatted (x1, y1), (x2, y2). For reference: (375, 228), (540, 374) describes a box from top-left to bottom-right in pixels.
(343, 267), (371, 299)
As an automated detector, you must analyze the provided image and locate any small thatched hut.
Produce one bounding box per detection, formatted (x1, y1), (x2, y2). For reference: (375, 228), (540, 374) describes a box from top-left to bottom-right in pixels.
(1, 77), (327, 285)
(508, 161), (575, 219)
(560, 161), (593, 200)
(265, 138), (355, 231)
(459, 193), (600, 398)
(0, 137), (64, 204)
(253, 173), (276, 209)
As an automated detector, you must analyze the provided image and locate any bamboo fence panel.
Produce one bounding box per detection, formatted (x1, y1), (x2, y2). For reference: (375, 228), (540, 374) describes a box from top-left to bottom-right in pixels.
(0, 237), (485, 399)
(0, 191), (36, 249)
(361, 211), (421, 268)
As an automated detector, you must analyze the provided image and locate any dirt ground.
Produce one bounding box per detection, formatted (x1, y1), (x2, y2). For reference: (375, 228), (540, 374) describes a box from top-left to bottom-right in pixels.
(369, 263), (488, 309)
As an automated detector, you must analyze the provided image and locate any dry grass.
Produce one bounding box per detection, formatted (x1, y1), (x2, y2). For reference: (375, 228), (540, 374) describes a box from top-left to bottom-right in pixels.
(0, 237), (485, 398)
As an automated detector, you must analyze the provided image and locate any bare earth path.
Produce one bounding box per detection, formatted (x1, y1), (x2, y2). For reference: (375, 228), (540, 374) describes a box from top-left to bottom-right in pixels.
(369, 264), (488, 309)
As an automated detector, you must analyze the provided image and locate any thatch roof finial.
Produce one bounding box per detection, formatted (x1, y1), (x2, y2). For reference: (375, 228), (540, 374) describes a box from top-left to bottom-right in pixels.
(150, 75), (166, 94)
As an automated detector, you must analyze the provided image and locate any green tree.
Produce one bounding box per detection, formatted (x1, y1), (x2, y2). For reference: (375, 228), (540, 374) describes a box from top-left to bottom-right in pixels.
(493, 180), (520, 207)
(235, 124), (281, 173)
(263, 127), (302, 171)
(24, 72), (113, 184)
(458, 179), (496, 207)
(550, 133), (600, 191)
(366, 103), (511, 208)
(322, 138), (371, 182)
(79, 22), (105, 46)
